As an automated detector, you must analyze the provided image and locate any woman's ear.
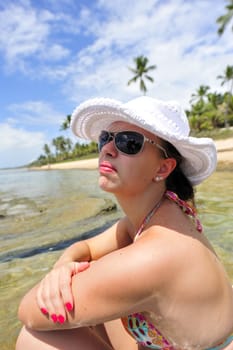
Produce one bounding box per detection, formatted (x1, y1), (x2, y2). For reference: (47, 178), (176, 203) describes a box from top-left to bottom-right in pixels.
(154, 158), (177, 182)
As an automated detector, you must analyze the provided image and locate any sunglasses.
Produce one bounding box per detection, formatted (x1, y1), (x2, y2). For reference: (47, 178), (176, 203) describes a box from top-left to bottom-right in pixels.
(98, 130), (168, 157)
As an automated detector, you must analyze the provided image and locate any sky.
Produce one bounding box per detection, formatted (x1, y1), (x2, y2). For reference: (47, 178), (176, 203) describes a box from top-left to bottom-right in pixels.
(0, 0), (232, 168)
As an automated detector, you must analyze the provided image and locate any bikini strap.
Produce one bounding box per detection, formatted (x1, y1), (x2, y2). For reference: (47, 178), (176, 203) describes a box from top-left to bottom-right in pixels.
(135, 194), (165, 238)
(165, 190), (203, 233)
(135, 191), (202, 240)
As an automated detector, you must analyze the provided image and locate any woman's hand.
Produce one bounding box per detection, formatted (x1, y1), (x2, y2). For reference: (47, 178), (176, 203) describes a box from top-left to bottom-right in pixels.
(36, 261), (90, 324)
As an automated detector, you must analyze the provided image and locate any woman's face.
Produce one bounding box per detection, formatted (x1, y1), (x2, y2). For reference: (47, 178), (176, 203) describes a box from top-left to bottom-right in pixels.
(98, 121), (165, 197)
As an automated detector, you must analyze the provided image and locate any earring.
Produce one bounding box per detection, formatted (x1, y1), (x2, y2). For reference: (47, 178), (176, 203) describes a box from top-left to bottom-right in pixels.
(155, 176), (163, 182)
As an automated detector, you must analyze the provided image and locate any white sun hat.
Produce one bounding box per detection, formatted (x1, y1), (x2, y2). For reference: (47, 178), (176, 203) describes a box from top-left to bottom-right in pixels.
(71, 96), (217, 185)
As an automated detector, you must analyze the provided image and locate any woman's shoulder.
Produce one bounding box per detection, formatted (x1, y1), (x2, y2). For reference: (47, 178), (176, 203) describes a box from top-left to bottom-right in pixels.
(134, 224), (201, 274)
(134, 223), (231, 296)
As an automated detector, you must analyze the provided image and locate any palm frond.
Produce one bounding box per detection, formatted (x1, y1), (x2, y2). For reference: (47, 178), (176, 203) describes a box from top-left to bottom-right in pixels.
(127, 76), (139, 85)
(146, 65), (157, 71)
(217, 0), (233, 35)
(140, 79), (147, 94)
(145, 75), (154, 83)
(128, 67), (138, 74)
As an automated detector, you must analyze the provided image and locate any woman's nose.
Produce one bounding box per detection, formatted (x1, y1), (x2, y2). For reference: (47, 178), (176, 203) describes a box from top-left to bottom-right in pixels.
(100, 139), (118, 157)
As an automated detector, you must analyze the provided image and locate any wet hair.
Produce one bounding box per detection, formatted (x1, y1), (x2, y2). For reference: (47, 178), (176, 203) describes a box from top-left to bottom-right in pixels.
(162, 140), (195, 202)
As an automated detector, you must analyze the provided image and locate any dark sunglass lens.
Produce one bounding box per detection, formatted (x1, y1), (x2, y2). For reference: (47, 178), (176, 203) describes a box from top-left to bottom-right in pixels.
(116, 132), (144, 154)
(98, 131), (110, 151)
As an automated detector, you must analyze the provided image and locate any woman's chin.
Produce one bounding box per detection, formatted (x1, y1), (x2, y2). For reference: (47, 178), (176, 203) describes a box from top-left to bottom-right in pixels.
(98, 176), (118, 193)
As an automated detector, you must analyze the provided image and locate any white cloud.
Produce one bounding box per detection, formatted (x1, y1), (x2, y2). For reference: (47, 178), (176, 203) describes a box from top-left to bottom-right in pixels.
(7, 101), (65, 127)
(0, 123), (46, 168)
(0, 100), (73, 167)
(0, 2), (70, 70)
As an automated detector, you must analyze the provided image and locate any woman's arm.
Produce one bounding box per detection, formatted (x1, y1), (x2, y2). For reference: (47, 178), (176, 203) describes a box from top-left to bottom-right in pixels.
(54, 217), (132, 267)
(18, 231), (165, 331)
(18, 217), (134, 327)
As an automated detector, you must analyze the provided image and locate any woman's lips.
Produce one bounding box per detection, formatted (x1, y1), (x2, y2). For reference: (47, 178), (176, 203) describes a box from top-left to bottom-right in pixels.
(99, 161), (117, 173)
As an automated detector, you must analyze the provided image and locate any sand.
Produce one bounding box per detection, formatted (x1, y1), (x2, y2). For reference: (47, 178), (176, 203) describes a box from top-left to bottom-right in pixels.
(31, 138), (233, 170)
(36, 158), (99, 170)
(215, 138), (233, 164)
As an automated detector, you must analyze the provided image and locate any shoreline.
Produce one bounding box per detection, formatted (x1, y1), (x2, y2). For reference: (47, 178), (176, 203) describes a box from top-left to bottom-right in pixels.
(29, 138), (233, 171)
(29, 157), (99, 170)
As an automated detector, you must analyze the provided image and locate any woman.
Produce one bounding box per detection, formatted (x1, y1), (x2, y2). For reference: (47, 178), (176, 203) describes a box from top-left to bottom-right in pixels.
(16, 96), (233, 350)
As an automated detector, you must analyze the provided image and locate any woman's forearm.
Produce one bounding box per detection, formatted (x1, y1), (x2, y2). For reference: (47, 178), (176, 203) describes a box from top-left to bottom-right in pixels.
(54, 218), (131, 268)
(54, 240), (92, 267)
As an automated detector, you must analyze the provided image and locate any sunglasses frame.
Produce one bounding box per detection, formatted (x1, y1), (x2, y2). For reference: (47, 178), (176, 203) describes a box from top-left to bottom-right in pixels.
(98, 130), (168, 158)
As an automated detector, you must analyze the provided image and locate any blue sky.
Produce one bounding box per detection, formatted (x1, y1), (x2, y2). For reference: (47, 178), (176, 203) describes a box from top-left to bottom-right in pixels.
(0, 0), (232, 168)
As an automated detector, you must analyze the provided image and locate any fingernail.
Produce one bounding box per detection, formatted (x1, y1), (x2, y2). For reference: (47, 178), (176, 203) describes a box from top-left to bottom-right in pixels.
(65, 302), (73, 311)
(51, 314), (58, 323)
(58, 315), (65, 324)
(40, 307), (48, 315)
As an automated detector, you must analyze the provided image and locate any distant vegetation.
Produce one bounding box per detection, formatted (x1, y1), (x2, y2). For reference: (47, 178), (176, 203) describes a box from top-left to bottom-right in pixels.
(29, 138), (98, 167)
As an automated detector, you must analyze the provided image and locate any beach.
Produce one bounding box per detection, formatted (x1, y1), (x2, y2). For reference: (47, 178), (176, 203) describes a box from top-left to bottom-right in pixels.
(32, 137), (233, 170)
(215, 138), (233, 163)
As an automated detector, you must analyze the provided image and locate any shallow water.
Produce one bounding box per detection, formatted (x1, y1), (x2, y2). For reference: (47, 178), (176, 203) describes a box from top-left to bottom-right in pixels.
(197, 170), (233, 279)
(0, 168), (232, 349)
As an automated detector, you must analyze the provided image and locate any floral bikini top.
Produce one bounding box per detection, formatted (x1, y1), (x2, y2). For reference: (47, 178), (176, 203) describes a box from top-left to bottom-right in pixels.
(121, 191), (233, 350)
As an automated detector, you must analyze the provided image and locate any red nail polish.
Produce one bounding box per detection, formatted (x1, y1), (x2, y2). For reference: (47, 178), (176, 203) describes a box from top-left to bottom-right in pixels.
(51, 314), (57, 323)
(58, 315), (65, 324)
(41, 307), (48, 315)
(40, 307), (48, 315)
(65, 302), (73, 311)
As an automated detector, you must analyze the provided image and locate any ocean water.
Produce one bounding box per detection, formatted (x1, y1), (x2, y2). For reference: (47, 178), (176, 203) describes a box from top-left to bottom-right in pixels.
(0, 168), (121, 262)
(0, 167), (232, 349)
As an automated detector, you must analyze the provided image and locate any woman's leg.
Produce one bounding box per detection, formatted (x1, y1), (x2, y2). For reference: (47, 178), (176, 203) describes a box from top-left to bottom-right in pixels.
(15, 326), (113, 350)
(15, 320), (137, 350)
(103, 319), (138, 350)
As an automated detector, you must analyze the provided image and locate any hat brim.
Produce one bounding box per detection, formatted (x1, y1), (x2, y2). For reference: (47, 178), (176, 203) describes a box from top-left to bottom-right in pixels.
(71, 98), (217, 185)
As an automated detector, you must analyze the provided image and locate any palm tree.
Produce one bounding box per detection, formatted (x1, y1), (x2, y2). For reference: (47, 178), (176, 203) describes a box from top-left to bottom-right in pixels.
(64, 137), (73, 158)
(127, 56), (156, 95)
(43, 144), (52, 165)
(217, 65), (233, 94)
(217, 0), (233, 35)
(60, 114), (71, 131)
(217, 65), (233, 124)
(207, 92), (224, 109)
(52, 136), (68, 160)
(190, 85), (210, 105)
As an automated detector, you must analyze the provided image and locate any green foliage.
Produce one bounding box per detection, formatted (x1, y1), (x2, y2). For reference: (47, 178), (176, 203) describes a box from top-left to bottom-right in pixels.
(188, 66), (233, 133)
(60, 115), (71, 131)
(191, 126), (233, 140)
(30, 137), (98, 167)
(127, 55), (156, 95)
(217, 0), (233, 35)
(188, 93), (233, 132)
(190, 85), (210, 104)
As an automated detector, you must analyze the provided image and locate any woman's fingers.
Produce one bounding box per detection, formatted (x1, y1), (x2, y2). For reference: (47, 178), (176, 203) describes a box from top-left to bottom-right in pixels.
(37, 274), (56, 321)
(36, 261), (90, 324)
(37, 270), (66, 324)
(75, 261), (90, 273)
(59, 266), (74, 313)
(47, 270), (67, 324)
(60, 262), (90, 313)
